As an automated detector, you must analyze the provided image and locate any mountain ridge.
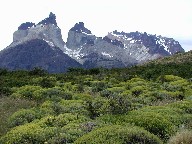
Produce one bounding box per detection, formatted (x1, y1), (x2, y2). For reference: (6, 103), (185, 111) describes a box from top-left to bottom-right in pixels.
(0, 13), (185, 72)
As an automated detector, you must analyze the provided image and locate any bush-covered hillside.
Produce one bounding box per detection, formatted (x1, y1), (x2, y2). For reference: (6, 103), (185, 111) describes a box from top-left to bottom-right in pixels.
(0, 60), (192, 143)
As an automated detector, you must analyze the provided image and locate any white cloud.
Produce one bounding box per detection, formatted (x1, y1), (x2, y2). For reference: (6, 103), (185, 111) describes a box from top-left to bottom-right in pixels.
(0, 0), (191, 51)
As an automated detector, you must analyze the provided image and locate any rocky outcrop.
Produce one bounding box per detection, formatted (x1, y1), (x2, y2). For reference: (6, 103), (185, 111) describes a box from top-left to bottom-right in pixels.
(9, 12), (65, 51)
(65, 22), (138, 68)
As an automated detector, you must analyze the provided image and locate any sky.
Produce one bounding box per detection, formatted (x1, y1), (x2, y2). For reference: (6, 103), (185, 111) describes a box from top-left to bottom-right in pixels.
(0, 0), (191, 51)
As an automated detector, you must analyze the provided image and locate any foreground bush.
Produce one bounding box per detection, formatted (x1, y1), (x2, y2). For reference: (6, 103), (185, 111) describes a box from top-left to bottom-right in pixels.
(98, 110), (175, 141)
(125, 111), (177, 140)
(74, 125), (163, 144)
(8, 108), (40, 128)
(0, 113), (90, 144)
(0, 123), (58, 144)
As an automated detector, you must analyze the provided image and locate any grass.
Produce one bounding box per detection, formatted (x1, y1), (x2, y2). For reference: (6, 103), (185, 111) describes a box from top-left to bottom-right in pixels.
(0, 96), (37, 136)
(168, 129), (192, 144)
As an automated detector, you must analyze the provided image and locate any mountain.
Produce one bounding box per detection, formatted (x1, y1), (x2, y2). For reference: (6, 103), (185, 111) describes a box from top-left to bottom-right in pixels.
(0, 13), (82, 73)
(65, 23), (184, 68)
(9, 12), (65, 51)
(0, 39), (82, 73)
(0, 13), (185, 72)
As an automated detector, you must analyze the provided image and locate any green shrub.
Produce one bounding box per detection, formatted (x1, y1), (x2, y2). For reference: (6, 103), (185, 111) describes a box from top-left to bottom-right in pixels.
(34, 87), (72, 101)
(37, 113), (89, 128)
(138, 106), (185, 127)
(87, 96), (110, 118)
(29, 67), (47, 76)
(96, 114), (126, 125)
(107, 86), (126, 94)
(72, 93), (92, 101)
(57, 123), (87, 143)
(59, 100), (89, 116)
(0, 123), (58, 144)
(131, 86), (145, 96)
(109, 95), (132, 114)
(158, 75), (183, 83)
(0, 113), (90, 144)
(40, 100), (88, 116)
(125, 111), (175, 140)
(169, 79), (189, 88)
(40, 100), (57, 115)
(74, 125), (163, 144)
(168, 100), (192, 114)
(62, 82), (75, 91)
(91, 81), (108, 92)
(8, 109), (40, 128)
(39, 77), (57, 88)
(153, 90), (184, 100)
(97, 109), (178, 141)
(11, 85), (42, 100)
(43, 114), (91, 143)
(100, 89), (112, 98)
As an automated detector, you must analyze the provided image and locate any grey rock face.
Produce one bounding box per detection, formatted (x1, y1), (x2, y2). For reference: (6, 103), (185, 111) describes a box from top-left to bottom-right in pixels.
(110, 30), (184, 55)
(9, 12), (65, 51)
(65, 24), (184, 68)
(65, 23), (137, 68)
(0, 13), (82, 73)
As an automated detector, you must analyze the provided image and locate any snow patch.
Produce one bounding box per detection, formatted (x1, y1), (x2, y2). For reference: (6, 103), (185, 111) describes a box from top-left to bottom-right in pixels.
(43, 39), (55, 47)
(101, 52), (113, 58)
(82, 31), (92, 36)
(130, 40), (135, 43)
(127, 38), (132, 40)
(64, 46), (83, 59)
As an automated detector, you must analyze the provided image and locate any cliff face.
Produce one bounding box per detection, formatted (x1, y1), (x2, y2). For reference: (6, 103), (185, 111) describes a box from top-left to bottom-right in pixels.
(9, 12), (65, 51)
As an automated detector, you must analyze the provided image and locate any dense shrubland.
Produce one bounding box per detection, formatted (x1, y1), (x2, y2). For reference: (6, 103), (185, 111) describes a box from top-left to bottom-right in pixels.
(0, 62), (192, 143)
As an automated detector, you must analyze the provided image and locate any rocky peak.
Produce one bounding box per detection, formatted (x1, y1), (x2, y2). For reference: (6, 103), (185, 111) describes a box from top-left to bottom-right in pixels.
(18, 22), (35, 30)
(66, 22), (96, 51)
(70, 22), (92, 34)
(8, 12), (65, 51)
(103, 36), (124, 48)
(107, 30), (184, 55)
(156, 35), (184, 54)
(37, 12), (57, 26)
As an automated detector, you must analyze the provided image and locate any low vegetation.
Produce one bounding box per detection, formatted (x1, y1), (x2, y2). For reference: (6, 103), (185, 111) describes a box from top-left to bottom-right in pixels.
(0, 56), (192, 143)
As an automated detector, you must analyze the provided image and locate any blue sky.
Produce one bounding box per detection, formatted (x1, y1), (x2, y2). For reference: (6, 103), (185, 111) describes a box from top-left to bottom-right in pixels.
(0, 0), (191, 51)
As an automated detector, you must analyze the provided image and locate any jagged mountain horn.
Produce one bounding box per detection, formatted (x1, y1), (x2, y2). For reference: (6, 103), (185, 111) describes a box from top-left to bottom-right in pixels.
(11, 12), (65, 51)
(0, 13), (82, 73)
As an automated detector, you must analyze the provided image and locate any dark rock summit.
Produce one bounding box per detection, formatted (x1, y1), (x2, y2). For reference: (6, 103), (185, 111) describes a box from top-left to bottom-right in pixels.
(18, 22), (35, 30)
(37, 12), (57, 26)
(70, 22), (91, 34)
